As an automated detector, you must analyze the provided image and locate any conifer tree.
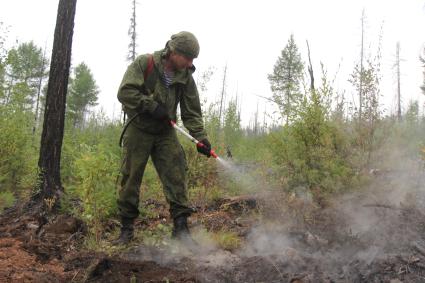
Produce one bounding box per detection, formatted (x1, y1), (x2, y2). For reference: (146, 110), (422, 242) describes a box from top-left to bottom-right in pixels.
(36, 0), (77, 208)
(67, 62), (99, 128)
(268, 34), (304, 125)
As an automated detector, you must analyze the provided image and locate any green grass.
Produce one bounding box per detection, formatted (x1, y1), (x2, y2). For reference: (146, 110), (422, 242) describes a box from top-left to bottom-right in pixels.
(0, 191), (15, 212)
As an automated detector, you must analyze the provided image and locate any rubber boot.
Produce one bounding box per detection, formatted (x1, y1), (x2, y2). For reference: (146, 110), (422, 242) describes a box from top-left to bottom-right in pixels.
(172, 215), (198, 249)
(114, 217), (134, 245)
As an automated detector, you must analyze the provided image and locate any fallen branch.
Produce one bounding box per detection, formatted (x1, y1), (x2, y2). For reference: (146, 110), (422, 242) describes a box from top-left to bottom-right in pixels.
(363, 204), (400, 210)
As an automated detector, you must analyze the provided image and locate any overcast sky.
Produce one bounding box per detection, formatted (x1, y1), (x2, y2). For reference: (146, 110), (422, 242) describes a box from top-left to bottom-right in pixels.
(1, 0), (425, 125)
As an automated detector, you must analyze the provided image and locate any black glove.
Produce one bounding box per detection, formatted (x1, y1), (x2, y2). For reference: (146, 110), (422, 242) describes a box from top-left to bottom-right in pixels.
(197, 138), (212, 158)
(151, 103), (170, 121)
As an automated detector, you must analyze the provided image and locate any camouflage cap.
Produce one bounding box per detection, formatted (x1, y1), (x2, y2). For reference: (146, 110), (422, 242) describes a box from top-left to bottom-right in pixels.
(168, 31), (200, 59)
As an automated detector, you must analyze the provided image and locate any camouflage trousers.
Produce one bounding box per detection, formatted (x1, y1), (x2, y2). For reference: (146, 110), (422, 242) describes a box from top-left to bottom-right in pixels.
(117, 124), (193, 220)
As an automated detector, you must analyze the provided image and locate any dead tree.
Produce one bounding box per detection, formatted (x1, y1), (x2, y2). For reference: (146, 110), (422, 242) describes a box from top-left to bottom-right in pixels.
(396, 42), (401, 121)
(306, 40), (315, 91)
(35, 0), (77, 209)
(359, 9), (366, 122)
(32, 46), (48, 136)
(218, 63), (227, 127)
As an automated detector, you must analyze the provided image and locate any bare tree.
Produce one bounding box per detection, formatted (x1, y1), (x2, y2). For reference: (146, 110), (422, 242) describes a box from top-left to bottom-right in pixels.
(306, 40), (315, 91)
(32, 45), (49, 135)
(359, 9), (366, 122)
(35, 0), (77, 209)
(218, 63), (227, 127)
(395, 42), (402, 121)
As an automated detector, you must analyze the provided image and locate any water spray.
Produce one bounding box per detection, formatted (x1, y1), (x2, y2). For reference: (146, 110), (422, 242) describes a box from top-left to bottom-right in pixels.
(170, 120), (220, 160)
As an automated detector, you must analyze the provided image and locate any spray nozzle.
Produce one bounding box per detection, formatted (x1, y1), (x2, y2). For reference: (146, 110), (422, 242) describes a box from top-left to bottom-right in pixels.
(171, 120), (220, 159)
(196, 142), (218, 159)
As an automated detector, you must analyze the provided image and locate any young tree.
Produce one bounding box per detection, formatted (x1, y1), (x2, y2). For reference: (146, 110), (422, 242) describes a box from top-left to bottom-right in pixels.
(67, 62), (99, 128)
(349, 19), (383, 168)
(223, 98), (241, 146)
(268, 34), (304, 125)
(36, 0), (77, 208)
(5, 41), (45, 108)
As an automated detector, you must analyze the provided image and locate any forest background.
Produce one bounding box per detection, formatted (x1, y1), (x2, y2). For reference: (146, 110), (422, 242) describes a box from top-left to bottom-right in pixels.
(0, 0), (425, 248)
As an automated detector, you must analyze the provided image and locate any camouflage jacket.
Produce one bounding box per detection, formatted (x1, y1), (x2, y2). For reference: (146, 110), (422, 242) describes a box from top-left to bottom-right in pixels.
(117, 49), (207, 140)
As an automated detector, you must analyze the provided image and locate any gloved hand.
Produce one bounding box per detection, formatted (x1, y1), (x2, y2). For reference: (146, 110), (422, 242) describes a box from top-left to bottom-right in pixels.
(197, 138), (212, 158)
(151, 103), (170, 121)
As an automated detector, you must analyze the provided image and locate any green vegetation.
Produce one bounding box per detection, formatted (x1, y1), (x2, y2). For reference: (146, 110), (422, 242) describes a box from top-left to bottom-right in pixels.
(0, 36), (424, 250)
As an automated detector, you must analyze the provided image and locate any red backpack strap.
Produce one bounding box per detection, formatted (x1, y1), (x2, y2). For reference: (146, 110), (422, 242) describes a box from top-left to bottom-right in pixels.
(143, 54), (154, 81)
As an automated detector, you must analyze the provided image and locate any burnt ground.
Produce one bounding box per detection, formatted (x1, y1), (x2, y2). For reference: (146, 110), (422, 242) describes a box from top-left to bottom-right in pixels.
(1, 169), (425, 282)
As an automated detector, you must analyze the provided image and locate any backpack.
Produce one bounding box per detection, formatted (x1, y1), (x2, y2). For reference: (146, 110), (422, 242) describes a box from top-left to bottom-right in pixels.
(119, 54), (155, 147)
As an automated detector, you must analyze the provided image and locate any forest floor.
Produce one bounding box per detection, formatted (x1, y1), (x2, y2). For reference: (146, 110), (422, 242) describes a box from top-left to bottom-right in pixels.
(1, 168), (425, 282)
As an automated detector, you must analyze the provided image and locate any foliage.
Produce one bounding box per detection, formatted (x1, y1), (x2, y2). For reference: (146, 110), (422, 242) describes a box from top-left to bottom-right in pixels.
(212, 230), (241, 250)
(268, 34), (304, 125)
(268, 70), (355, 200)
(73, 143), (120, 242)
(4, 41), (45, 108)
(0, 103), (37, 191)
(67, 62), (99, 128)
(223, 98), (242, 150)
(0, 191), (15, 212)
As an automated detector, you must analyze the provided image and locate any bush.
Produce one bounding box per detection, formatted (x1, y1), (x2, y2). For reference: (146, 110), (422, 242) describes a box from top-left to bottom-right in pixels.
(73, 143), (120, 242)
(0, 104), (37, 192)
(0, 191), (15, 212)
(268, 90), (355, 201)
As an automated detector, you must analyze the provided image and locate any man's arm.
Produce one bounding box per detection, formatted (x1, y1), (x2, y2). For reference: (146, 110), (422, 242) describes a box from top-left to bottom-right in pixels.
(180, 76), (207, 141)
(117, 55), (158, 114)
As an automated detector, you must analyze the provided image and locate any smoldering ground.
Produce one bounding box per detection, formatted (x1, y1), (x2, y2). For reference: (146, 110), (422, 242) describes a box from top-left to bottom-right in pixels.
(118, 153), (425, 282)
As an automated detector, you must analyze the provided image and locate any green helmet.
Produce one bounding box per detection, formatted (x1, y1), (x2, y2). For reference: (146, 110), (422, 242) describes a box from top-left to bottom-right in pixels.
(168, 31), (200, 59)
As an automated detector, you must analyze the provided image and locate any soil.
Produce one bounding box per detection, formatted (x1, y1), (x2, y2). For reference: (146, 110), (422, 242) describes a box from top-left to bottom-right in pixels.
(1, 170), (425, 282)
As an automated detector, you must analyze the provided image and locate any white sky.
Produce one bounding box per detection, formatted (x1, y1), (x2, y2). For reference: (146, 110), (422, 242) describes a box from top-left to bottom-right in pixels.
(1, 0), (425, 125)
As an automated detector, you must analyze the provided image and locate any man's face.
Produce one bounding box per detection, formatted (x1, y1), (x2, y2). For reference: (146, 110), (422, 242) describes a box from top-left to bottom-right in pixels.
(170, 52), (194, 71)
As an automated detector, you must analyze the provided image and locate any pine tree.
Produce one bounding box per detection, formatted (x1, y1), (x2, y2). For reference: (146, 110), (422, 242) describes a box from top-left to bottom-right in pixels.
(67, 62), (99, 128)
(36, 0), (77, 208)
(268, 34), (304, 125)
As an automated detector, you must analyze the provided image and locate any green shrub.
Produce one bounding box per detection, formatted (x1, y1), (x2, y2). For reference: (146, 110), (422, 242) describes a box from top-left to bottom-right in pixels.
(212, 230), (241, 250)
(73, 144), (120, 242)
(0, 191), (15, 212)
(0, 104), (37, 192)
(268, 90), (355, 200)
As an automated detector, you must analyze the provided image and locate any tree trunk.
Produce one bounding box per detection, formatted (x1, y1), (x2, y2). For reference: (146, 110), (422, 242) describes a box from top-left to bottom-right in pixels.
(359, 9), (365, 122)
(396, 42), (401, 121)
(306, 40), (315, 92)
(36, 0), (77, 206)
(219, 64), (227, 127)
(32, 47), (48, 136)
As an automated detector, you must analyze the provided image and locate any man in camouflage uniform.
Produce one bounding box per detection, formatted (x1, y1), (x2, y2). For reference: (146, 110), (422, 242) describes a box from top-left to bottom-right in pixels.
(115, 31), (212, 245)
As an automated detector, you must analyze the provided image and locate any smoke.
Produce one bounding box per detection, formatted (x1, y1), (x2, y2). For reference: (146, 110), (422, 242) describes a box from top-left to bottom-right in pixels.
(215, 158), (272, 194)
(123, 143), (425, 281)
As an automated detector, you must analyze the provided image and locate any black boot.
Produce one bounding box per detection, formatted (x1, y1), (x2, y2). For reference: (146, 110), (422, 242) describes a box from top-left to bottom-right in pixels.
(114, 217), (134, 245)
(172, 215), (198, 248)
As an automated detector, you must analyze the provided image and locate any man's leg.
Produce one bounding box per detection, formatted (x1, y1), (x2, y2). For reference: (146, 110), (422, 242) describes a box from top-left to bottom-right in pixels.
(116, 125), (153, 244)
(151, 130), (194, 240)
